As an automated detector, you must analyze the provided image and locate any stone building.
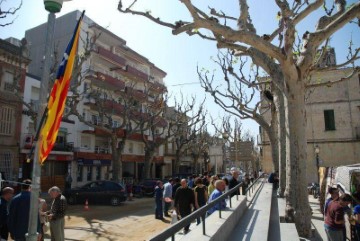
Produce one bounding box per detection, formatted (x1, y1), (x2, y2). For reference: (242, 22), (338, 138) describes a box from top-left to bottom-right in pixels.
(259, 64), (360, 182)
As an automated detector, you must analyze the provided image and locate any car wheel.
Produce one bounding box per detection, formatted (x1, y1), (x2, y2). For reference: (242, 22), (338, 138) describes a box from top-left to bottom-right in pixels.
(68, 195), (76, 205)
(110, 196), (120, 206)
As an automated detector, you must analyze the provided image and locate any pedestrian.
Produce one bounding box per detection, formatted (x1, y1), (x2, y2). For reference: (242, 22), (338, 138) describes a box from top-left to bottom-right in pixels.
(194, 177), (208, 225)
(38, 195), (48, 241)
(154, 181), (164, 220)
(324, 193), (352, 241)
(228, 169), (240, 197)
(268, 171), (279, 190)
(202, 172), (209, 187)
(187, 175), (194, 189)
(352, 184), (360, 205)
(8, 179), (40, 241)
(242, 174), (250, 195)
(174, 179), (195, 234)
(207, 175), (218, 196)
(222, 177), (229, 193)
(172, 178), (181, 199)
(47, 186), (67, 241)
(65, 173), (72, 190)
(207, 180), (227, 216)
(163, 178), (173, 217)
(353, 204), (360, 241)
(324, 186), (340, 216)
(0, 187), (14, 240)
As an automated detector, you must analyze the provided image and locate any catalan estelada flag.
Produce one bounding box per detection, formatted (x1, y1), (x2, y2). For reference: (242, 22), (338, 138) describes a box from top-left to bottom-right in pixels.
(38, 11), (84, 164)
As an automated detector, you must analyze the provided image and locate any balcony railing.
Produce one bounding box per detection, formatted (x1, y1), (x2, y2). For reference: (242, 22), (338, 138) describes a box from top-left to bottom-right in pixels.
(97, 46), (126, 67)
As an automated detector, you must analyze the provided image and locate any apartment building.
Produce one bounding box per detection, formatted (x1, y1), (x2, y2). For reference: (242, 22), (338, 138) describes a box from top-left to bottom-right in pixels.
(0, 38), (30, 182)
(24, 10), (167, 186)
(259, 63), (360, 182)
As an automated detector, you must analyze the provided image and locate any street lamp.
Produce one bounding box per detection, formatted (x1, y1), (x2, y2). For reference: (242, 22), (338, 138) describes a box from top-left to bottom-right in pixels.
(27, 1), (69, 241)
(315, 145), (320, 184)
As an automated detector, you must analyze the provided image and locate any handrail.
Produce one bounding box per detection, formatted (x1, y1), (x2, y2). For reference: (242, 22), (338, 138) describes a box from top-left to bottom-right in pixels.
(149, 175), (264, 241)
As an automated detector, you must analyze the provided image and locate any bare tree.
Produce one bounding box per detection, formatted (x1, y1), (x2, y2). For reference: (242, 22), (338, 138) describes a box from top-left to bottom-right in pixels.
(136, 95), (206, 178)
(198, 51), (280, 173)
(185, 125), (212, 174)
(0, 0), (22, 27)
(118, 0), (360, 236)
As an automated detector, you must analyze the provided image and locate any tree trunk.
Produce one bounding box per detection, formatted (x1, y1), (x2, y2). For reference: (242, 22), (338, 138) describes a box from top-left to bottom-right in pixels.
(274, 89), (286, 198)
(267, 127), (279, 172)
(144, 149), (155, 179)
(174, 149), (181, 174)
(111, 135), (122, 182)
(285, 78), (311, 238)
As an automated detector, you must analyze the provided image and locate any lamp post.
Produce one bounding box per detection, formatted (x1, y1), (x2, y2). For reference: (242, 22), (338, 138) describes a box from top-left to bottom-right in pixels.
(27, 1), (69, 240)
(222, 131), (229, 173)
(315, 145), (320, 184)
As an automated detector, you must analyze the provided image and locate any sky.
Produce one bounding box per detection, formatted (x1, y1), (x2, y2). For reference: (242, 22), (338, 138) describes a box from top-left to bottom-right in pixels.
(1, 0), (359, 141)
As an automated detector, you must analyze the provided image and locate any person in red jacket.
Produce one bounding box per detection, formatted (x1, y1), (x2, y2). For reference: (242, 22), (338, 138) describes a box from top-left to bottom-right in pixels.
(324, 193), (352, 241)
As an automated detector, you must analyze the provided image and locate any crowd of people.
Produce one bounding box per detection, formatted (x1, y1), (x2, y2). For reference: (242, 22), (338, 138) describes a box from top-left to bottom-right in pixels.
(323, 184), (360, 241)
(0, 180), (67, 241)
(153, 169), (256, 234)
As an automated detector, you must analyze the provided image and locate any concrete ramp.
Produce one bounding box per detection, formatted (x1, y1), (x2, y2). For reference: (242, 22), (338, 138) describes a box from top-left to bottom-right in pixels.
(228, 183), (273, 241)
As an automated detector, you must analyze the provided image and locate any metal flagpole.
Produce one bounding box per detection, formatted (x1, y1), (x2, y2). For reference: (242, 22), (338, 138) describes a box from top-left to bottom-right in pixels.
(26, 10), (56, 241)
(27, 0), (69, 239)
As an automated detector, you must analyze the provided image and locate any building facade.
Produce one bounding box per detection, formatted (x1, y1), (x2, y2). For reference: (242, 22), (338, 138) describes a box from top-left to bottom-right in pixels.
(0, 38), (30, 182)
(24, 10), (168, 186)
(259, 67), (360, 183)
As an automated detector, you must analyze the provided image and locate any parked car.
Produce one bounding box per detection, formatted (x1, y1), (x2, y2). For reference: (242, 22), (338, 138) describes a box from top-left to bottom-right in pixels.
(64, 180), (127, 206)
(138, 179), (160, 196)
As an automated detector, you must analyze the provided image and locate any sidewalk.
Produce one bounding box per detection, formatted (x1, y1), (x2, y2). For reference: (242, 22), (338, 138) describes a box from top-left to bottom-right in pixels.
(309, 195), (327, 241)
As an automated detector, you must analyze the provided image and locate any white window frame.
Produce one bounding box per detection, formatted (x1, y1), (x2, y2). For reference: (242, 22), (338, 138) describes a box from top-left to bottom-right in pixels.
(0, 106), (14, 135)
(0, 151), (12, 180)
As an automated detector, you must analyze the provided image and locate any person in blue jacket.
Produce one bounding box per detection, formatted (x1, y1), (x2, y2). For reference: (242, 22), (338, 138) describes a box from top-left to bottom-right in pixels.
(154, 181), (164, 220)
(8, 179), (40, 241)
(0, 187), (14, 240)
(207, 180), (226, 216)
(354, 204), (360, 241)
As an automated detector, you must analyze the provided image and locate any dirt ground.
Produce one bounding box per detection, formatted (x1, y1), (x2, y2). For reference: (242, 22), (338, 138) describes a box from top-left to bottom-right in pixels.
(44, 197), (172, 241)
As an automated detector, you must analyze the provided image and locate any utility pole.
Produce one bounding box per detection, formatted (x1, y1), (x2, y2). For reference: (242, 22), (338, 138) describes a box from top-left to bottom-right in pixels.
(27, 1), (68, 240)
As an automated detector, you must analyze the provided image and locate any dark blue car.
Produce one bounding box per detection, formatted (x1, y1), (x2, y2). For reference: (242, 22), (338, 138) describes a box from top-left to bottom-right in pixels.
(64, 180), (127, 206)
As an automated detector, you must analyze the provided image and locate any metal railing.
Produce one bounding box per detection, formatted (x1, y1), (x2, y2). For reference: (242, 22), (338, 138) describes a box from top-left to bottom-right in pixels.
(149, 175), (264, 241)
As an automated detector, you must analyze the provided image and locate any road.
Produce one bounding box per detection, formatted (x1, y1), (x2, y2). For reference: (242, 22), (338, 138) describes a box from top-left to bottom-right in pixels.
(44, 197), (171, 241)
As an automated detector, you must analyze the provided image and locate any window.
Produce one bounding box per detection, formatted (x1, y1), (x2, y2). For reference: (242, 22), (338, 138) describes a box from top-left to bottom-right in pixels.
(87, 166), (92, 181)
(0, 151), (12, 180)
(3, 72), (14, 92)
(128, 143), (133, 153)
(77, 165), (83, 182)
(95, 166), (101, 180)
(324, 110), (336, 131)
(0, 106), (14, 135)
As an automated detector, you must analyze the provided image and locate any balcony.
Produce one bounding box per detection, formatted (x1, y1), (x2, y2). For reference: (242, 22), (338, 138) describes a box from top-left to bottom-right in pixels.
(84, 99), (125, 116)
(74, 150), (112, 160)
(88, 72), (126, 90)
(97, 46), (126, 67)
(95, 146), (110, 154)
(149, 81), (167, 93)
(53, 142), (74, 152)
